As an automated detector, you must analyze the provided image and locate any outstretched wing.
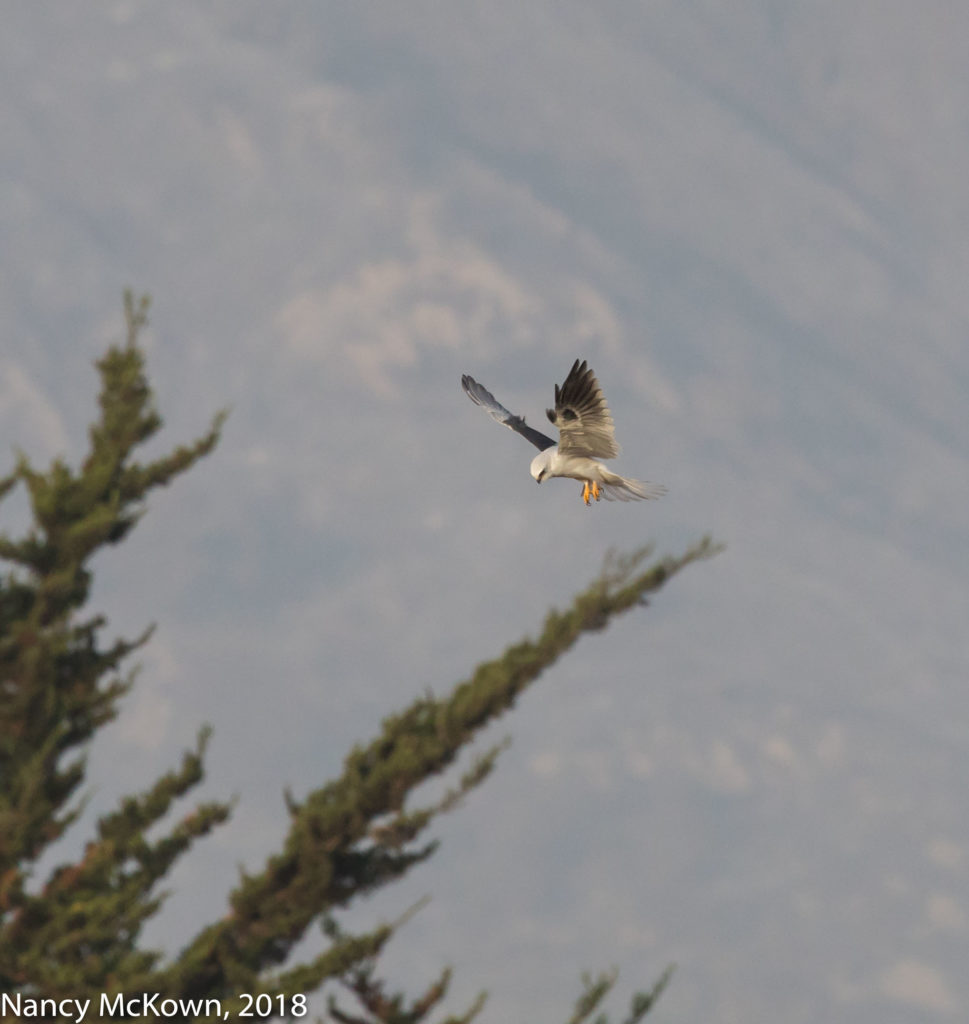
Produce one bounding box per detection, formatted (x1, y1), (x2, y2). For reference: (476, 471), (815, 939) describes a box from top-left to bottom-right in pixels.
(461, 374), (557, 452)
(546, 359), (620, 459)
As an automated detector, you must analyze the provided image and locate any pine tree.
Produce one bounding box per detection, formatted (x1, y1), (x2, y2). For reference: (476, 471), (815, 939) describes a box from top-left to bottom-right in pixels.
(0, 293), (720, 1023)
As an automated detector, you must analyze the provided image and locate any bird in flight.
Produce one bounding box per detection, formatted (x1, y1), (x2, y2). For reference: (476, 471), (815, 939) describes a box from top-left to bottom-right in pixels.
(461, 359), (666, 505)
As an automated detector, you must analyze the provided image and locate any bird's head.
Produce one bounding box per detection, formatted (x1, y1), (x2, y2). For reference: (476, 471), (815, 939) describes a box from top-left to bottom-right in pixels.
(530, 449), (553, 483)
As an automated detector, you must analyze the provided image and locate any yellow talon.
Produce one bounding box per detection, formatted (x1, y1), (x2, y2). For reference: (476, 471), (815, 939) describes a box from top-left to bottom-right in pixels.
(582, 481), (591, 505)
(591, 481), (601, 501)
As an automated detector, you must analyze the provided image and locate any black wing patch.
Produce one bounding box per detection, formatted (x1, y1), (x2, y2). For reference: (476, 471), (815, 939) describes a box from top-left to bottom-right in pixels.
(546, 359), (619, 459)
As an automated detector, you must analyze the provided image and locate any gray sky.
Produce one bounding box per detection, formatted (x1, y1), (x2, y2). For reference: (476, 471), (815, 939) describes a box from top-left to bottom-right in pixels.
(3, 4), (969, 1022)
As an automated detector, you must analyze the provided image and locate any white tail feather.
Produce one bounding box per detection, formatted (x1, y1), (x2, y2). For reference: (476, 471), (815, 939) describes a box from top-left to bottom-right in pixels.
(599, 470), (667, 501)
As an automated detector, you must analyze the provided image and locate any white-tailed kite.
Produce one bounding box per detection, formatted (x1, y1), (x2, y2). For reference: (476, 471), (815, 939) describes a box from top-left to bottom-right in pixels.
(461, 359), (667, 505)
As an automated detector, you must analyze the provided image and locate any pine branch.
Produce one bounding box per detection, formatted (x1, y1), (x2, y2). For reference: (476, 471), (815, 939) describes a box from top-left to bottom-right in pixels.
(169, 538), (720, 1003)
(1, 729), (231, 997)
(566, 964), (674, 1024)
(621, 965), (675, 1024)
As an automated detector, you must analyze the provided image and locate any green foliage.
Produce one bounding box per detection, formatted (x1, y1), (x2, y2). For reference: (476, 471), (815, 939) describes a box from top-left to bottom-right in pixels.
(567, 966), (675, 1024)
(0, 292), (227, 1003)
(0, 294), (719, 1021)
